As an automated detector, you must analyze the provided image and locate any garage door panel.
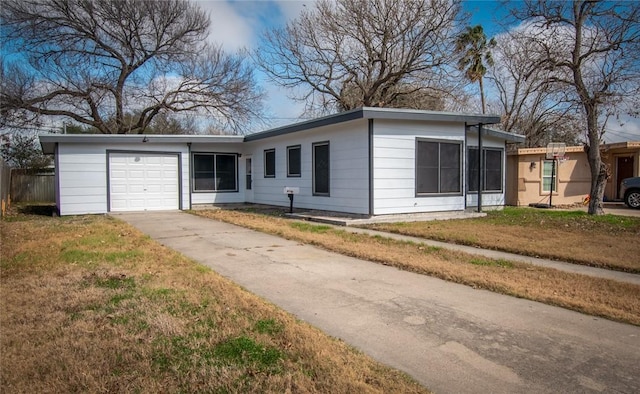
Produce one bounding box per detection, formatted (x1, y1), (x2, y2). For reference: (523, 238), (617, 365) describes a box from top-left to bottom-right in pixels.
(109, 153), (179, 212)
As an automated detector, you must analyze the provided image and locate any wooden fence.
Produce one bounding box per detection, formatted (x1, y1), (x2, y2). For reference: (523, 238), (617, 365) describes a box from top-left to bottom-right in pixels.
(10, 172), (55, 203)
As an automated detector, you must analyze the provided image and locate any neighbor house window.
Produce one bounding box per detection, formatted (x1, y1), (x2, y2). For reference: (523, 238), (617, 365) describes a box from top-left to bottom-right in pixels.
(467, 148), (503, 192)
(542, 160), (557, 192)
(313, 142), (329, 196)
(193, 153), (237, 192)
(287, 145), (301, 177)
(264, 149), (275, 178)
(416, 139), (461, 195)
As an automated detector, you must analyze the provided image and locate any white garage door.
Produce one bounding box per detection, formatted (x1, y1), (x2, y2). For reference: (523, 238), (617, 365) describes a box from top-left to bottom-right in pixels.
(109, 152), (179, 212)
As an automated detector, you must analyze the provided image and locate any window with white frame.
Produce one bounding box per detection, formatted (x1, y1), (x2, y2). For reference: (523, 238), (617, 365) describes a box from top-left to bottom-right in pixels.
(467, 148), (503, 192)
(542, 160), (557, 192)
(416, 139), (462, 195)
(193, 153), (237, 192)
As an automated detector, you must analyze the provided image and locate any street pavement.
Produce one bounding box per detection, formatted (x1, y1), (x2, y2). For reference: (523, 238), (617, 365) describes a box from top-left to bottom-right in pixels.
(116, 211), (640, 394)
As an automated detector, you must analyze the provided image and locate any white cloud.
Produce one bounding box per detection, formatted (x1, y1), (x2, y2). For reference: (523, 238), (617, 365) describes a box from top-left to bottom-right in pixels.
(194, 1), (257, 52)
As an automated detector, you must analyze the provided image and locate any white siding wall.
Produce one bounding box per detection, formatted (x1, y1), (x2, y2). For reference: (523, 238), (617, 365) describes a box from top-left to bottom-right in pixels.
(189, 143), (246, 205)
(57, 143), (189, 215)
(245, 121), (370, 214)
(372, 119), (466, 215)
(466, 134), (506, 208)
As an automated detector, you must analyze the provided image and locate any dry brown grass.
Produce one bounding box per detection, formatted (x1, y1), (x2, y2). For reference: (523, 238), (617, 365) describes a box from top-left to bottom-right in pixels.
(194, 209), (640, 326)
(365, 207), (640, 273)
(1, 214), (428, 393)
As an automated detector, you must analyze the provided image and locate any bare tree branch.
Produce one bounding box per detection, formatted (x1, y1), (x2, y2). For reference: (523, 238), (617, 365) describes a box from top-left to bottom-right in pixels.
(255, 0), (463, 114)
(1, 0), (263, 134)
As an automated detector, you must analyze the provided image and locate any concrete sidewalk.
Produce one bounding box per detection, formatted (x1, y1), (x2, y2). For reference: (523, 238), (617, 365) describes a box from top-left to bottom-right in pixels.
(116, 211), (640, 394)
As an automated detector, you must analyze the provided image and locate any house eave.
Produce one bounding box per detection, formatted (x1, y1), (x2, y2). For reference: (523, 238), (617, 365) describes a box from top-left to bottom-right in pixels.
(39, 134), (245, 154)
(244, 107), (502, 142)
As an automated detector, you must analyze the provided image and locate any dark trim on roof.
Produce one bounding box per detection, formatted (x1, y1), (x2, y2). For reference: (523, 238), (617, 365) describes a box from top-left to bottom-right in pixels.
(244, 107), (502, 142)
(244, 108), (364, 142)
(39, 134), (244, 154)
(466, 125), (526, 143)
(39, 108), (508, 154)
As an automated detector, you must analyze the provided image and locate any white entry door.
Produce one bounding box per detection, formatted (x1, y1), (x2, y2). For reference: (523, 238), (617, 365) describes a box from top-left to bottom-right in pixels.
(109, 152), (179, 212)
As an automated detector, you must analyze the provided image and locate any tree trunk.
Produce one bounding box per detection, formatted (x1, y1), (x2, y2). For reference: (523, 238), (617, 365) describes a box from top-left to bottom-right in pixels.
(585, 109), (606, 215)
(479, 78), (486, 114)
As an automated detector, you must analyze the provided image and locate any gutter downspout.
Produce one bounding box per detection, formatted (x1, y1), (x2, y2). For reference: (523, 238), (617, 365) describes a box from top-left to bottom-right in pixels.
(187, 142), (192, 210)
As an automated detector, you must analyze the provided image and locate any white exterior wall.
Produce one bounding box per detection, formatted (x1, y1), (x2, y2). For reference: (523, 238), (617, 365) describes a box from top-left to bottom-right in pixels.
(189, 143), (246, 205)
(466, 133), (506, 208)
(56, 143), (189, 215)
(372, 119), (466, 215)
(245, 121), (370, 214)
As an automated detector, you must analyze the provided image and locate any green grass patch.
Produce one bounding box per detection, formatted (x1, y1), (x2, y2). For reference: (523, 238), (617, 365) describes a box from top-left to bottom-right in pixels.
(289, 221), (332, 233)
(254, 319), (284, 336)
(469, 258), (514, 269)
(486, 207), (640, 230)
(214, 336), (283, 370)
(60, 249), (142, 266)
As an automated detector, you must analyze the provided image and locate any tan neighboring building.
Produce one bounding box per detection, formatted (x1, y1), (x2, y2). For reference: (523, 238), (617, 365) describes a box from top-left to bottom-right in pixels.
(506, 141), (640, 206)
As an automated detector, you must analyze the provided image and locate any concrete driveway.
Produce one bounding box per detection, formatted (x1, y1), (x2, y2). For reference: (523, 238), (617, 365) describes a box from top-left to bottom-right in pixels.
(117, 211), (640, 394)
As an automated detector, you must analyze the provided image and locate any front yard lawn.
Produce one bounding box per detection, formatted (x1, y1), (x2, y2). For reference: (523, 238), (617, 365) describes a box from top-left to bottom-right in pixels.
(364, 207), (640, 273)
(1, 214), (427, 393)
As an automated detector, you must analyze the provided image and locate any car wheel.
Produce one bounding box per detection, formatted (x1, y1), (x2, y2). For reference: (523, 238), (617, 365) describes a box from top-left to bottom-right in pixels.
(625, 190), (640, 209)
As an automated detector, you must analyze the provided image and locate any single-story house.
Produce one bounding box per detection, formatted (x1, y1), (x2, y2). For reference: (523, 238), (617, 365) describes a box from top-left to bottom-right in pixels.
(506, 141), (640, 206)
(39, 107), (525, 216)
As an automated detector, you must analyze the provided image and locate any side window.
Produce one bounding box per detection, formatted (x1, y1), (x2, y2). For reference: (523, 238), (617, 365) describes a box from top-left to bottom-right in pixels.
(287, 145), (301, 177)
(313, 142), (329, 196)
(468, 148), (503, 192)
(542, 160), (557, 192)
(264, 149), (275, 178)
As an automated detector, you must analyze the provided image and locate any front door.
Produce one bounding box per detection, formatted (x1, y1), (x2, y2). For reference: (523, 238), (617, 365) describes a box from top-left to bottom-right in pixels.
(616, 156), (634, 199)
(245, 156), (253, 203)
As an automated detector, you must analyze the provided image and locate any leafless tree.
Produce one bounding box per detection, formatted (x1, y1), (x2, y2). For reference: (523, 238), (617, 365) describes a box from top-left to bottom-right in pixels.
(507, 1), (640, 214)
(0, 0), (262, 135)
(256, 0), (463, 114)
(0, 133), (52, 170)
(488, 28), (582, 147)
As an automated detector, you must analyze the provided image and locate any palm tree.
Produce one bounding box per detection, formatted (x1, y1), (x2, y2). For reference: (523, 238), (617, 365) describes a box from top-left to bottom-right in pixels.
(455, 25), (496, 114)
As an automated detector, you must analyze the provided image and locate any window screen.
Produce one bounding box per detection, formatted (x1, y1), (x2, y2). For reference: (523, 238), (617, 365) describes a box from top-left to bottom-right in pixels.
(313, 142), (329, 195)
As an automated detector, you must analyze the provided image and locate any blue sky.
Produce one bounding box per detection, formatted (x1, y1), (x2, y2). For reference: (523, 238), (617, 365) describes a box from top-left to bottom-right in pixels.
(196, 0), (637, 141)
(198, 0), (514, 127)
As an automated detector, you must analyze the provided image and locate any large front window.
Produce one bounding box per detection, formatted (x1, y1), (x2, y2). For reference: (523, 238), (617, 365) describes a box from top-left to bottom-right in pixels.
(467, 148), (503, 192)
(193, 153), (237, 192)
(416, 139), (461, 195)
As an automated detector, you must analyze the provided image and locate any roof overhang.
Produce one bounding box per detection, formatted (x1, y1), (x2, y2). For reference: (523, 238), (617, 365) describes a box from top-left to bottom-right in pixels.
(466, 125), (526, 143)
(244, 107), (502, 142)
(39, 134), (244, 154)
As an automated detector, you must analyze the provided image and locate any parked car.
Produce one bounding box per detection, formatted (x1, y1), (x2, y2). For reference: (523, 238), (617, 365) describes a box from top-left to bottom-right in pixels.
(620, 177), (640, 209)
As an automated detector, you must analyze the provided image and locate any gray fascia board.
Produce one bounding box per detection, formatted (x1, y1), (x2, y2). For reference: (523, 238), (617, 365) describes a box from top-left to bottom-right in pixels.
(362, 107), (501, 124)
(244, 107), (501, 142)
(39, 134), (245, 154)
(466, 126), (526, 143)
(243, 108), (364, 142)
